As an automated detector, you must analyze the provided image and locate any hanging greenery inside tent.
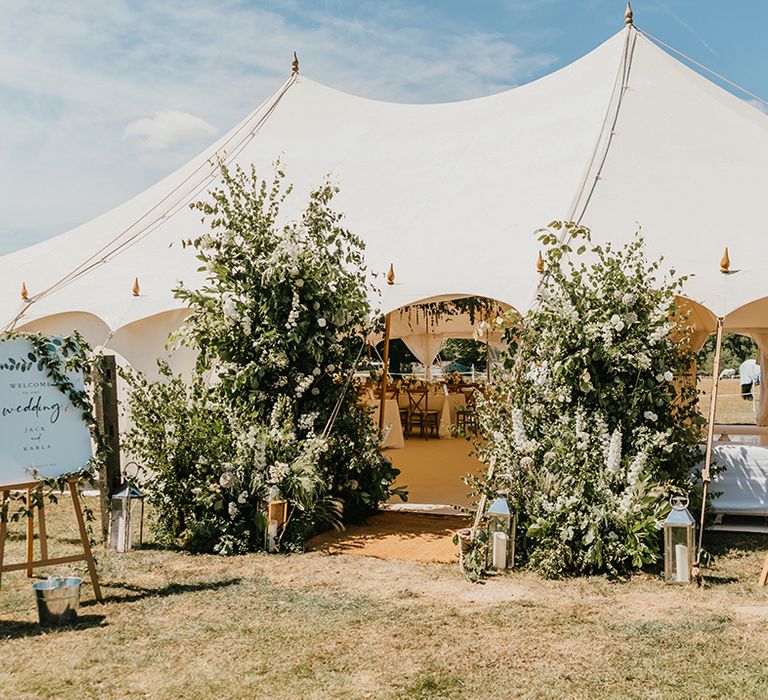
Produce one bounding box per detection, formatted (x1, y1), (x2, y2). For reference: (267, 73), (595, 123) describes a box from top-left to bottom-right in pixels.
(122, 164), (403, 554)
(470, 222), (705, 578)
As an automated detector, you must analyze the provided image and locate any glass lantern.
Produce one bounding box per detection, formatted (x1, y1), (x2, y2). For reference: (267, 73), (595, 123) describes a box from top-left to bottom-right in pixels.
(109, 484), (145, 553)
(484, 492), (517, 571)
(663, 495), (695, 584)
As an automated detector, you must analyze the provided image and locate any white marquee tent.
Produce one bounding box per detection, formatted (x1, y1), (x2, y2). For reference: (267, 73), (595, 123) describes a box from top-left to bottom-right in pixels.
(3, 17), (768, 411)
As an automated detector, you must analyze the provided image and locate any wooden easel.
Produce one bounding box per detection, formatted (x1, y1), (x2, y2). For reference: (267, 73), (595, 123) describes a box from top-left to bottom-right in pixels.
(0, 478), (102, 602)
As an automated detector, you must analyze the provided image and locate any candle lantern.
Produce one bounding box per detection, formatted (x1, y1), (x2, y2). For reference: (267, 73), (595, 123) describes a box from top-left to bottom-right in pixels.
(109, 484), (145, 553)
(266, 499), (288, 553)
(663, 495), (695, 584)
(484, 492), (516, 571)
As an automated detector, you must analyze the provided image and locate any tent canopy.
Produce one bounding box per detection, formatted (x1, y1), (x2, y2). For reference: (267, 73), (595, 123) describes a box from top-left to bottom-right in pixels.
(3, 24), (768, 367)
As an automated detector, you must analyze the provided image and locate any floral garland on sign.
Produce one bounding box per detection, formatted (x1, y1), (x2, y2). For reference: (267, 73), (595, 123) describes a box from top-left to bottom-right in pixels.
(0, 331), (104, 546)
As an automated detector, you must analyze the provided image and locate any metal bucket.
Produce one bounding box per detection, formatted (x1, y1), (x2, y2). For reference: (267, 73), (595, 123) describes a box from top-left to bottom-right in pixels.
(32, 577), (84, 626)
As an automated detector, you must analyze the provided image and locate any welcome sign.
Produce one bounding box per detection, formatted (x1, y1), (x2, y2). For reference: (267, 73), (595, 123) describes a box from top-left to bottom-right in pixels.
(0, 337), (93, 486)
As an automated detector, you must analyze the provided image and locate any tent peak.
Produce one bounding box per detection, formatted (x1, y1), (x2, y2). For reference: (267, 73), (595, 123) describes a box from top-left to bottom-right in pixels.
(291, 51), (299, 76)
(625, 1), (633, 26)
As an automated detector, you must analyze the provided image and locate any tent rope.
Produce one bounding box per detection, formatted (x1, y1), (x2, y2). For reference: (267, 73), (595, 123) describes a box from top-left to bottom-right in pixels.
(638, 27), (768, 110)
(4, 73), (300, 333)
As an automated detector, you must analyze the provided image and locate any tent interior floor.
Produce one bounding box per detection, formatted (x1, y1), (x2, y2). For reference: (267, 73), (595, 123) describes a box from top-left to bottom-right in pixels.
(384, 435), (484, 510)
(306, 437), (481, 564)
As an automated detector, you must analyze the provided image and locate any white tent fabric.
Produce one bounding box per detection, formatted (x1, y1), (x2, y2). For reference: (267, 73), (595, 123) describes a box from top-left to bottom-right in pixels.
(2, 25), (768, 375)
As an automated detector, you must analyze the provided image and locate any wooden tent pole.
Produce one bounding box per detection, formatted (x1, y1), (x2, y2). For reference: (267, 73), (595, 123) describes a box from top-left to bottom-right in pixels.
(378, 312), (392, 432)
(698, 318), (723, 573)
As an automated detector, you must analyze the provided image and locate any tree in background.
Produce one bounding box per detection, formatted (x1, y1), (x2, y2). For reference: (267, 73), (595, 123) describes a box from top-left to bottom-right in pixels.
(697, 334), (758, 376)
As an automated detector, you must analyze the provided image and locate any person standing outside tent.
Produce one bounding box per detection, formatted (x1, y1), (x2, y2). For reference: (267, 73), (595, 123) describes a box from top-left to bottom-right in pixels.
(739, 358), (760, 400)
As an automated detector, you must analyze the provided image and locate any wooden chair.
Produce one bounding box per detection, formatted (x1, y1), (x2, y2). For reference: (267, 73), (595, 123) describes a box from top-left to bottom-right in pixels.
(407, 389), (439, 439)
(455, 388), (478, 434)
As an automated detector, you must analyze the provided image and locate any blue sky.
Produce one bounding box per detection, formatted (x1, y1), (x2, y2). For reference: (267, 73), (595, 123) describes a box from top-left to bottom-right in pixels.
(2, 1), (767, 255)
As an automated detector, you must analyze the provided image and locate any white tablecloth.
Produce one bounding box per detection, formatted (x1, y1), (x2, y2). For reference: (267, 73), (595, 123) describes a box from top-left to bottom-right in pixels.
(436, 393), (466, 437)
(366, 398), (405, 449)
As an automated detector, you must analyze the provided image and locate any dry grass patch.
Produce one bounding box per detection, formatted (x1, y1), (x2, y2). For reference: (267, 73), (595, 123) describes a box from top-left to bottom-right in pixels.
(2, 497), (768, 698)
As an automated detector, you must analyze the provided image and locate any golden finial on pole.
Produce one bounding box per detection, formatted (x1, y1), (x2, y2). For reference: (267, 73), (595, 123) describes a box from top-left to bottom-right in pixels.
(20, 282), (29, 301)
(132, 277), (141, 296)
(291, 51), (299, 76)
(536, 251), (544, 274)
(720, 247), (730, 273)
(386, 264), (395, 285)
(625, 1), (634, 25)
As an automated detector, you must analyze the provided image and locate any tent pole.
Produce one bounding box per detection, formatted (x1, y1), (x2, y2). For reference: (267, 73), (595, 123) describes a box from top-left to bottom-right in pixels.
(696, 317), (724, 579)
(378, 312), (392, 432)
(486, 337), (491, 383)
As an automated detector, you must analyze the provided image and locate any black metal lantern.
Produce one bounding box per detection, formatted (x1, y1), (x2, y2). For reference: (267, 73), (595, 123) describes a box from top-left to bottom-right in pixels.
(663, 495), (695, 584)
(109, 484), (145, 553)
(484, 492), (516, 570)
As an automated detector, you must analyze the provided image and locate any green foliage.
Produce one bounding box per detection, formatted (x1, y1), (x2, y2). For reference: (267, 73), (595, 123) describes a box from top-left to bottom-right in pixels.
(697, 333), (757, 375)
(440, 338), (487, 371)
(473, 222), (704, 578)
(123, 164), (402, 554)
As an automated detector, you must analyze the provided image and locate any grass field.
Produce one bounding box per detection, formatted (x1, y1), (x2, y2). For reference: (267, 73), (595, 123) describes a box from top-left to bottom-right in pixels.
(698, 377), (761, 425)
(3, 497), (768, 698)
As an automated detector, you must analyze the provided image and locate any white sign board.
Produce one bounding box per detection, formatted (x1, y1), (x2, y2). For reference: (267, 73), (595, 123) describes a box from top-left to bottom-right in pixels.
(0, 337), (93, 486)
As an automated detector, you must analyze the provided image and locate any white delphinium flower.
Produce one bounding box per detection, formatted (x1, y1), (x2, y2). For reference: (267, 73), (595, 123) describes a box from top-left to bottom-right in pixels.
(625, 311), (638, 325)
(622, 293), (636, 306)
(606, 429), (622, 474)
(511, 408), (528, 450)
(237, 491), (248, 504)
(610, 314), (625, 332)
(594, 415), (611, 460)
(317, 318), (327, 328)
(228, 502), (238, 519)
(519, 456), (534, 469)
(619, 449), (647, 515)
(219, 471), (235, 489)
(222, 294), (238, 325)
(285, 292), (301, 330)
(643, 411), (658, 422)
(313, 367), (322, 376)
(601, 324), (613, 350)
(663, 370), (674, 382)
(241, 316), (252, 335)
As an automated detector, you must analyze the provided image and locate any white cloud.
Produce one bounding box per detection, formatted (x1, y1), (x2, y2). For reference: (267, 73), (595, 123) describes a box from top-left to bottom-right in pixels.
(0, 1), (558, 254)
(124, 110), (218, 149)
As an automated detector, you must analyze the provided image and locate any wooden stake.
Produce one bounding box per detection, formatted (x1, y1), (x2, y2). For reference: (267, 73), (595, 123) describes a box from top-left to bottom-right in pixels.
(378, 312), (392, 432)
